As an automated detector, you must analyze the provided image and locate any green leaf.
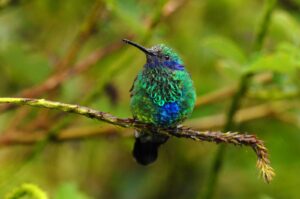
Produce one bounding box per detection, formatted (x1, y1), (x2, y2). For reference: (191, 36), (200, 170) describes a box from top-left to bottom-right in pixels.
(202, 36), (247, 64)
(215, 59), (242, 79)
(104, 0), (146, 34)
(245, 42), (300, 73)
(53, 183), (91, 199)
(272, 11), (300, 44)
(0, 44), (52, 86)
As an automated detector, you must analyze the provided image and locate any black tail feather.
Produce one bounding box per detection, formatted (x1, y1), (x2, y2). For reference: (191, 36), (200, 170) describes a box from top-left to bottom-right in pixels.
(132, 133), (168, 165)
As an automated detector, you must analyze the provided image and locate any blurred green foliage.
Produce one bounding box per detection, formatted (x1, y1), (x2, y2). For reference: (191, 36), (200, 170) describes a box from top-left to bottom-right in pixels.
(0, 0), (300, 198)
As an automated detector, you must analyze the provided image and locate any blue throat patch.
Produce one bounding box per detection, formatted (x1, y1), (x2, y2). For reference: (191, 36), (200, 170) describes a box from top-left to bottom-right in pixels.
(163, 60), (184, 70)
(146, 57), (184, 71)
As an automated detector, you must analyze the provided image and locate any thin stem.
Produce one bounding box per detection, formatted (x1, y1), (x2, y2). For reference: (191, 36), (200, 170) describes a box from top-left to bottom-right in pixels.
(253, 0), (277, 52)
(202, 0), (277, 198)
(0, 97), (274, 182)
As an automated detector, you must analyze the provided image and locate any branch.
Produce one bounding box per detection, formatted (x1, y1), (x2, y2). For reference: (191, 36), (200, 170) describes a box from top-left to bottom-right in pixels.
(0, 97), (274, 183)
(1, 100), (295, 145)
(1, 99), (295, 147)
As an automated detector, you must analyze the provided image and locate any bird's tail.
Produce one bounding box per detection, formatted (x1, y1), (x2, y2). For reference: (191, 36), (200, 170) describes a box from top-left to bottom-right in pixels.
(132, 131), (169, 165)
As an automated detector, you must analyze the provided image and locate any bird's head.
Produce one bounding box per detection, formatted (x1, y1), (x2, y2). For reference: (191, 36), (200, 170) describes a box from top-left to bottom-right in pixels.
(123, 39), (184, 70)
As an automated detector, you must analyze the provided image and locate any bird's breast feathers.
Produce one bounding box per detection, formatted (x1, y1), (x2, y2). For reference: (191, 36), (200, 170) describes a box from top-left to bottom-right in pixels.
(130, 67), (196, 126)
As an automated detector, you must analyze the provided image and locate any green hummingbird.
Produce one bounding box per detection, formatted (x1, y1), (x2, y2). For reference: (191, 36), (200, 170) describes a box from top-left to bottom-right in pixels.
(123, 39), (196, 165)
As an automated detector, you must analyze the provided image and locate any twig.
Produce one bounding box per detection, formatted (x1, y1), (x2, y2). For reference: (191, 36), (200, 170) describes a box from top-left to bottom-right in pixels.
(168, 128), (274, 183)
(0, 97), (275, 183)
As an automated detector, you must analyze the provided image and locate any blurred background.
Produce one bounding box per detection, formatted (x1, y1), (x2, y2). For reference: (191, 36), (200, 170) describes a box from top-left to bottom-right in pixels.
(0, 0), (300, 198)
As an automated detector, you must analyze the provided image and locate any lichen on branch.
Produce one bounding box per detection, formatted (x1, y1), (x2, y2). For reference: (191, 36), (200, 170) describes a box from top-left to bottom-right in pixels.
(0, 97), (275, 183)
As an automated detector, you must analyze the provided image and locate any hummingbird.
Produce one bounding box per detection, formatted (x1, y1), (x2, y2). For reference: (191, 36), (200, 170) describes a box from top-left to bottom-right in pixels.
(123, 39), (196, 165)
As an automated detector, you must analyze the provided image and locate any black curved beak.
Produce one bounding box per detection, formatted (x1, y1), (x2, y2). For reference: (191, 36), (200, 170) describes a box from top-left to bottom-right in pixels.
(122, 39), (155, 56)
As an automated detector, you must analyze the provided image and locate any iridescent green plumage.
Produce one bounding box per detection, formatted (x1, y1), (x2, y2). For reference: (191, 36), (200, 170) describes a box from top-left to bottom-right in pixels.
(123, 39), (196, 165)
(130, 66), (195, 126)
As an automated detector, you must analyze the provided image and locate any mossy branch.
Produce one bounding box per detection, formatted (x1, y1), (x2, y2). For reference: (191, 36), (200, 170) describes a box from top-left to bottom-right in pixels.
(0, 97), (275, 183)
(5, 183), (48, 199)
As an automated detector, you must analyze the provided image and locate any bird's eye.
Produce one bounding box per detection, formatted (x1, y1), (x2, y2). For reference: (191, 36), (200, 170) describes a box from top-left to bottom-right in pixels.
(165, 55), (170, 60)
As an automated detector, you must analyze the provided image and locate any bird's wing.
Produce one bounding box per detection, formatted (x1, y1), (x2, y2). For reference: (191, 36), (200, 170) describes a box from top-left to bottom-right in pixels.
(129, 76), (138, 97)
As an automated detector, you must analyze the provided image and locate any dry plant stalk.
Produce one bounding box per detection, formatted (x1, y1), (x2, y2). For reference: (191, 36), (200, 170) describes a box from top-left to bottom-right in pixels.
(0, 97), (275, 183)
